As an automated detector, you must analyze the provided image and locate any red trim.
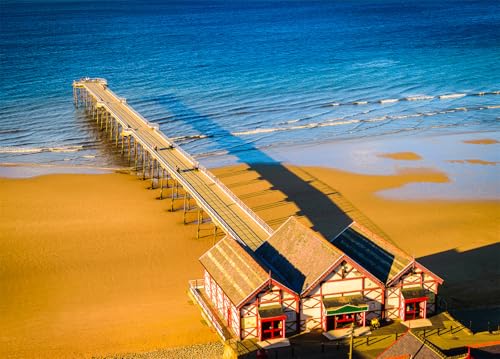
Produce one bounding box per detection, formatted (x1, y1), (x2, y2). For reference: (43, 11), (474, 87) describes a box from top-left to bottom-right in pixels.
(320, 283), (324, 331)
(403, 298), (427, 321)
(237, 278), (298, 309)
(270, 279), (299, 299)
(467, 340), (500, 348)
(260, 316), (286, 340)
(415, 262), (444, 284)
(344, 256), (385, 292)
(389, 260), (444, 287)
(302, 255), (345, 296)
(404, 297), (427, 304)
(311, 287), (383, 298)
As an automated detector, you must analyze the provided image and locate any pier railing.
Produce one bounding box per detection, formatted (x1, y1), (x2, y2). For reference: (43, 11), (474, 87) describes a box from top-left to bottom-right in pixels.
(92, 81), (273, 237)
(138, 115), (273, 236)
(78, 82), (242, 240)
(188, 279), (228, 342)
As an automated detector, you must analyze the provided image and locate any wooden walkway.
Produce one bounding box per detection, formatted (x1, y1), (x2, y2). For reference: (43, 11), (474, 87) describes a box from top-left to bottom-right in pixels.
(73, 78), (271, 250)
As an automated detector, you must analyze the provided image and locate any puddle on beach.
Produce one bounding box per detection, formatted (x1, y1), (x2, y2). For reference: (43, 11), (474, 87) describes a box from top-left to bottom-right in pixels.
(260, 131), (500, 201)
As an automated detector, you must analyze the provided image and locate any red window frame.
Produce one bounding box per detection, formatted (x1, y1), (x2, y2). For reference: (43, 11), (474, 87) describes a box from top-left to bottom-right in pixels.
(260, 316), (286, 340)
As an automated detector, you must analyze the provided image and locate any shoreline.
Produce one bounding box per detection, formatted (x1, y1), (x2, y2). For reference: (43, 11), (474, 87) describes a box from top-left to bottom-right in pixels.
(2, 129), (499, 201)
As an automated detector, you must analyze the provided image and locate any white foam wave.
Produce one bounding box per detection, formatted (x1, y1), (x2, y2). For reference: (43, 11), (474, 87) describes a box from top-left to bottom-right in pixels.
(439, 93), (466, 100)
(232, 105), (496, 137)
(0, 145), (83, 154)
(49, 145), (83, 153)
(379, 99), (399, 104)
(404, 95), (435, 101)
(324, 90), (498, 108)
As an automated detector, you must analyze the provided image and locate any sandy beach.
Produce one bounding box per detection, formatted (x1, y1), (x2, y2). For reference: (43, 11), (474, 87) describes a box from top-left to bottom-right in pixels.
(1, 154), (499, 358)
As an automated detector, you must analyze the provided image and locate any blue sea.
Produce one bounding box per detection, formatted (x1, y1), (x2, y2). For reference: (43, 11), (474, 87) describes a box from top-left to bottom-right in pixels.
(1, 0), (499, 169)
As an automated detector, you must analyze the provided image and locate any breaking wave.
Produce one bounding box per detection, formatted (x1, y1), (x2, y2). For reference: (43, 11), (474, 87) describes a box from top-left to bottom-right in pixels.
(321, 90), (499, 108)
(0, 145), (84, 154)
(232, 105), (500, 137)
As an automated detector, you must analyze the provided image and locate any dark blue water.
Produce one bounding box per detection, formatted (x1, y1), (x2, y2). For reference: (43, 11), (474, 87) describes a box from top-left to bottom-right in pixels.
(1, 0), (499, 167)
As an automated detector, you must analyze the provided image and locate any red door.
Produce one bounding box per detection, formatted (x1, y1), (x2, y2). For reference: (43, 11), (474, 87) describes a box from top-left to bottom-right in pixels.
(405, 301), (421, 320)
(334, 313), (356, 329)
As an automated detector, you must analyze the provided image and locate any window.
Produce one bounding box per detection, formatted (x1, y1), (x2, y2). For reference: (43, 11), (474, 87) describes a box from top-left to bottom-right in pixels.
(261, 318), (283, 340)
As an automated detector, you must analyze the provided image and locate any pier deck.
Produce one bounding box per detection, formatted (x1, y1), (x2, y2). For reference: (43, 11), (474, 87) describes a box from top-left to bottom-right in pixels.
(73, 78), (271, 250)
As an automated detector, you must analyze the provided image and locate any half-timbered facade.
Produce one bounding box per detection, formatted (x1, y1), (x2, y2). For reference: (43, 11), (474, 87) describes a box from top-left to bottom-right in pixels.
(332, 222), (443, 320)
(200, 236), (299, 341)
(302, 257), (385, 331)
(385, 261), (443, 320)
(193, 217), (443, 341)
(256, 217), (386, 332)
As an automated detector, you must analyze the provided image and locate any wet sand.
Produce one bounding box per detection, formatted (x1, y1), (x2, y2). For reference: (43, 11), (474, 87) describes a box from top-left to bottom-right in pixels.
(447, 159), (497, 165)
(463, 138), (499, 145)
(377, 152), (422, 161)
(1, 163), (499, 358)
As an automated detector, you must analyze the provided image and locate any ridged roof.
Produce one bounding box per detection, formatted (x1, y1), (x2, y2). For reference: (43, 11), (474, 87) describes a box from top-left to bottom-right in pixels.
(377, 331), (445, 359)
(332, 223), (412, 284)
(256, 217), (344, 294)
(200, 236), (269, 307)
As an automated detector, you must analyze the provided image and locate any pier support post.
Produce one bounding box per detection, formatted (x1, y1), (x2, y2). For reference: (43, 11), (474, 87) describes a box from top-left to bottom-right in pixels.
(170, 180), (177, 211)
(213, 225), (218, 245)
(73, 87), (77, 107)
(109, 118), (113, 141)
(115, 121), (119, 146)
(197, 209), (202, 239)
(150, 159), (155, 189)
(183, 193), (190, 224)
(134, 141), (138, 170)
(159, 169), (164, 199)
(142, 150), (146, 180)
(127, 136), (131, 162)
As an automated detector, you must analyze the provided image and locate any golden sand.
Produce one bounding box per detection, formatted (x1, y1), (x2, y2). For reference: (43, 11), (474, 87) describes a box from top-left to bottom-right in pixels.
(1, 165), (499, 357)
(377, 152), (423, 160)
(0, 173), (218, 358)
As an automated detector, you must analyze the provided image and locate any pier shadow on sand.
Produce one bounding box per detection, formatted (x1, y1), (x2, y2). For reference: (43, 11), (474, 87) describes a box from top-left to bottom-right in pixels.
(418, 242), (500, 313)
(144, 93), (403, 283)
(152, 94), (354, 240)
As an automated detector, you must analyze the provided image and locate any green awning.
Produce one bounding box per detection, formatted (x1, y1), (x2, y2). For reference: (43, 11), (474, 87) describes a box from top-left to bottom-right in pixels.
(258, 305), (285, 319)
(324, 295), (368, 316)
(402, 288), (427, 300)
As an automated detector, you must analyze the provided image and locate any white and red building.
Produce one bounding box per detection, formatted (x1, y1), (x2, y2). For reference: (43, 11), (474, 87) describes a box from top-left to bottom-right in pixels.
(199, 235), (299, 340)
(192, 216), (443, 341)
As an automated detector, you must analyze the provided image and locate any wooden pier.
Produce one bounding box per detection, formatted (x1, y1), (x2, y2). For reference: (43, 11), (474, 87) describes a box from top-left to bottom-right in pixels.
(73, 78), (271, 249)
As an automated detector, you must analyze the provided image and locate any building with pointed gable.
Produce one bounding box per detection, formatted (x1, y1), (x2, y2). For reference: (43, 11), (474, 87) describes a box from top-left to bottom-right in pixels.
(200, 235), (299, 340)
(191, 216), (443, 342)
(332, 223), (443, 321)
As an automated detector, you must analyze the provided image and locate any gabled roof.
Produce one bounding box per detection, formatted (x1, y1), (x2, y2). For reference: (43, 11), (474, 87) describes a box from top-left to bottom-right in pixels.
(332, 222), (412, 283)
(255, 217), (344, 294)
(200, 235), (269, 307)
(377, 331), (447, 359)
